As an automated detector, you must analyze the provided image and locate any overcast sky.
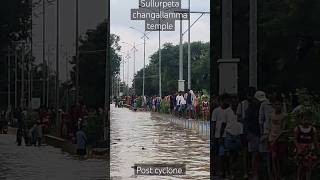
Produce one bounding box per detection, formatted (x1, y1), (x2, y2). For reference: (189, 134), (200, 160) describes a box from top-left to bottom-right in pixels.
(111, 0), (210, 86)
(32, 0), (210, 85)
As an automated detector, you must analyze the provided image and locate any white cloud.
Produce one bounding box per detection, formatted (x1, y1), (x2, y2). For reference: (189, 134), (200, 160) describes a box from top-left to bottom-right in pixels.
(111, 0), (210, 85)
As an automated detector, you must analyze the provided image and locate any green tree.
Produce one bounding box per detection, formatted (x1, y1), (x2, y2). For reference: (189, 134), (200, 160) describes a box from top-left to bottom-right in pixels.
(0, 0), (32, 107)
(213, 0), (320, 95)
(133, 42), (210, 96)
(258, 0), (320, 92)
(70, 20), (121, 107)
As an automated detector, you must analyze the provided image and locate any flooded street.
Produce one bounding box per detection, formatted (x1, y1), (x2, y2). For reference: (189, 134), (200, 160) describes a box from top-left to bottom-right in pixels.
(110, 105), (210, 179)
(0, 105), (209, 180)
(0, 134), (107, 180)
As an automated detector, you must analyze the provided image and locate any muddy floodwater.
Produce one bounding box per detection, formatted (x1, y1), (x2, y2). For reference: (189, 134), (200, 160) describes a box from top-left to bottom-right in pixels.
(110, 106), (210, 179)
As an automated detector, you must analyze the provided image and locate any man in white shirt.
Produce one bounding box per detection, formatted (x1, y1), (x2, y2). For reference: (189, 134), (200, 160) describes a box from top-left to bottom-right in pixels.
(175, 92), (183, 117)
(212, 94), (242, 178)
(181, 93), (187, 117)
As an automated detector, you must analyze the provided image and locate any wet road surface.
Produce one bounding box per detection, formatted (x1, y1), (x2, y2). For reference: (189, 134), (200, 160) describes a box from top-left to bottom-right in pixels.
(0, 134), (107, 180)
(110, 105), (210, 179)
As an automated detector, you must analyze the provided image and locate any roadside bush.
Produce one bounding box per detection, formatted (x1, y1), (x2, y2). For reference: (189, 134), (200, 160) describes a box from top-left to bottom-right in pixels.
(286, 88), (320, 129)
(160, 100), (170, 114)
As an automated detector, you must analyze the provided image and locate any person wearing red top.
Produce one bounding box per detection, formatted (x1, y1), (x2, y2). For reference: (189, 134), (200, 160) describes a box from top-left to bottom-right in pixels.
(202, 97), (209, 121)
(294, 111), (318, 180)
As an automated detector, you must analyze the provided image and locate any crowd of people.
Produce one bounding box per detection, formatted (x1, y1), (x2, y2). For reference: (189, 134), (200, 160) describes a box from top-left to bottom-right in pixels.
(114, 90), (211, 120)
(2, 103), (97, 158)
(212, 87), (319, 180)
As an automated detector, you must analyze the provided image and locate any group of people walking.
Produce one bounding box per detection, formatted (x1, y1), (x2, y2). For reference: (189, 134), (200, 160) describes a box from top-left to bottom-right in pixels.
(168, 90), (210, 120)
(212, 87), (319, 180)
(2, 104), (89, 158)
(115, 89), (211, 121)
(13, 107), (48, 146)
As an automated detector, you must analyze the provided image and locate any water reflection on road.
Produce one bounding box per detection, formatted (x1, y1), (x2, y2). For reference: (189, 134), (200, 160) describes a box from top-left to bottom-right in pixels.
(110, 106), (210, 180)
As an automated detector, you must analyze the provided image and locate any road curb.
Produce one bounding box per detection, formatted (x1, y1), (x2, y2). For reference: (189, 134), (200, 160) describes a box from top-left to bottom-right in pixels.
(44, 135), (77, 154)
(44, 134), (108, 158)
(153, 113), (210, 139)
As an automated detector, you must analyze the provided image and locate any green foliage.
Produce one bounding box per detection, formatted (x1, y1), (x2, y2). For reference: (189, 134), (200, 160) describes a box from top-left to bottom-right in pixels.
(213, 0), (320, 93)
(0, 0), (32, 107)
(286, 88), (320, 130)
(258, 0), (320, 91)
(133, 42), (210, 96)
(160, 100), (170, 114)
(0, 0), (31, 50)
(71, 20), (122, 107)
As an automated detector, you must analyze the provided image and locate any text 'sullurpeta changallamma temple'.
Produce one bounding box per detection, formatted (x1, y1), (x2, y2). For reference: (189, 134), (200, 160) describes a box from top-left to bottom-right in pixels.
(131, 0), (189, 31)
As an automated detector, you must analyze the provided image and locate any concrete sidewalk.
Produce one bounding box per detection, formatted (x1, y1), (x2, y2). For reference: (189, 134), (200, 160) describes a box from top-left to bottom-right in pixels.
(7, 127), (107, 158)
(0, 134), (107, 180)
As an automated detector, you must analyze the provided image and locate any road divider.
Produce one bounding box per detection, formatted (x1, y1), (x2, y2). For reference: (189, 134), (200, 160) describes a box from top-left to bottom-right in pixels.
(153, 113), (210, 139)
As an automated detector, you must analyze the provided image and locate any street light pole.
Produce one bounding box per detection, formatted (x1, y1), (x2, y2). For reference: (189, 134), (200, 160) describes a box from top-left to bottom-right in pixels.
(249, 0), (257, 88)
(187, 0), (191, 90)
(175, 10), (210, 92)
(127, 53), (130, 94)
(7, 47), (11, 110)
(218, 0), (240, 95)
(75, 0), (80, 104)
(14, 48), (18, 109)
(65, 50), (69, 112)
(138, 5), (177, 97)
(21, 43), (25, 108)
(179, 16), (184, 92)
(143, 36), (146, 97)
(30, 64), (33, 109)
(158, 6), (162, 97)
(28, 51), (31, 108)
(121, 41), (143, 95)
(46, 50), (50, 108)
(122, 57), (125, 87)
(133, 42), (136, 93)
(55, 0), (60, 134)
(42, 0), (46, 107)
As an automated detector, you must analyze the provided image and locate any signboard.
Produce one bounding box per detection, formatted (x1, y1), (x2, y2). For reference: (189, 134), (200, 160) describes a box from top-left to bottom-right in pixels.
(31, 98), (41, 109)
(131, 0), (189, 31)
